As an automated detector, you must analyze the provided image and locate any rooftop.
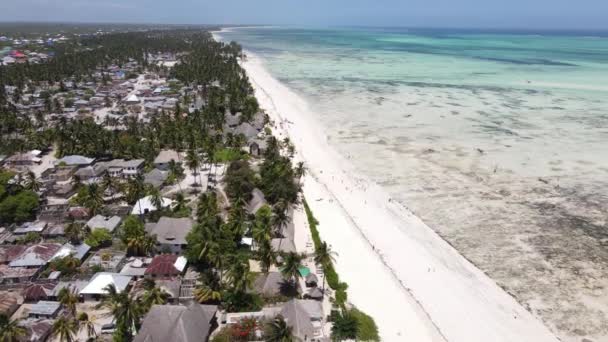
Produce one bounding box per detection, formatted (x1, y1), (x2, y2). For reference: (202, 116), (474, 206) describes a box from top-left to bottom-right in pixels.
(29, 301), (61, 317)
(80, 272), (132, 295)
(9, 243), (63, 267)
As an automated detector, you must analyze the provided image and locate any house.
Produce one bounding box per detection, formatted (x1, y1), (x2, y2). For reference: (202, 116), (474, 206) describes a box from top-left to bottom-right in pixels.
(280, 299), (325, 342)
(50, 242), (91, 262)
(13, 221), (47, 235)
(38, 204), (69, 222)
(131, 195), (174, 215)
(124, 94), (140, 104)
(74, 164), (107, 182)
(134, 303), (218, 342)
(0, 291), (20, 317)
(28, 301), (61, 319)
(56, 155), (95, 167)
(0, 265), (39, 284)
(0, 245), (27, 264)
(144, 254), (187, 279)
(248, 139), (267, 157)
(79, 272), (132, 301)
(9, 243), (62, 268)
(247, 188), (267, 214)
(48, 182), (77, 199)
(22, 283), (55, 302)
(3, 152), (41, 168)
(144, 169), (169, 188)
(251, 272), (293, 298)
(106, 159), (144, 178)
(153, 150), (181, 170)
(86, 215), (122, 233)
(145, 217), (194, 254)
(50, 280), (89, 300)
(119, 257), (152, 279)
(17, 318), (53, 342)
(41, 165), (77, 182)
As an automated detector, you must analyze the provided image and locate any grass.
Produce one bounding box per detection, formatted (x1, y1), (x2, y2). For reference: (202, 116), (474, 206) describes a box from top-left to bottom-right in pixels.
(214, 147), (248, 163)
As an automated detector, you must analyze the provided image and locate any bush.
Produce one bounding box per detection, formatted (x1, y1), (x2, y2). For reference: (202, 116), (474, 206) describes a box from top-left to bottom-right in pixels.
(352, 308), (380, 341)
(84, 228), (113, 249)
(0, 190), (39, 224)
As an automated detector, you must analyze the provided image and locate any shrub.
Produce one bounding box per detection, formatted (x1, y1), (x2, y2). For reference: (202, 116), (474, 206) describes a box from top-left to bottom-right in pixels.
(352, 308), (380, 341)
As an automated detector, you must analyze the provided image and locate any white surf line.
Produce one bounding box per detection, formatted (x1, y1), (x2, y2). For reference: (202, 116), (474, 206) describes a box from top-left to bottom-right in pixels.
(241, 51), (560, 342)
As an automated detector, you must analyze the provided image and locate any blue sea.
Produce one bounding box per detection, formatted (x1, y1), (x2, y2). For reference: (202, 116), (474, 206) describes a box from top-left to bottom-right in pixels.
(216, 27), (608, 341)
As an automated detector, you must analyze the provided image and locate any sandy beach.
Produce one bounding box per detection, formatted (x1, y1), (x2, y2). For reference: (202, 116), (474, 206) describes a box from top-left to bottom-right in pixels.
(239, 50), (561, 342)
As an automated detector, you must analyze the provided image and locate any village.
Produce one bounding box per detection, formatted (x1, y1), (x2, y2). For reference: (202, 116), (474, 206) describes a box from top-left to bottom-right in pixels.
(0, 29), (376, 342)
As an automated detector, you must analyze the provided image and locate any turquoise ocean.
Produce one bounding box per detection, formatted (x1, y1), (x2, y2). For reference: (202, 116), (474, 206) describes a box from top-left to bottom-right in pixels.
(216, 27), (608, 341)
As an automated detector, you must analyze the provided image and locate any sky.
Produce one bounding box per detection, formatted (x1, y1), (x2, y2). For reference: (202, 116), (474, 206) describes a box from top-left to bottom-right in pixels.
(1, 0), (607, 30)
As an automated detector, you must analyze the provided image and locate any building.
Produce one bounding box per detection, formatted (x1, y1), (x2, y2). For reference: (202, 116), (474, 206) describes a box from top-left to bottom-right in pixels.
(0, 291), (20, 317)
(0, 265), (39, 284)
(153, 150), (181, 170)
(144, 254), (187, 279)
(13, 221), (47, 235)
(144, 169), (169, 188)
(280, 299), (325, 341)
(55, 155), (95, 167)
(79, 272), (132, 301)
(106, 159), (144, 179)
(131, 195), (174, 215)
(50, 243), (91, 262)
(86, 215), (122, 233)
(119, 257), (151, 279)
(145, 217), (193, 254)
(9, 243), (62, 268)
(28, 301), (61, 319)
(134, 303), (218, 342)
(0, 245), (27, 264)
(21, 283), (55, 302)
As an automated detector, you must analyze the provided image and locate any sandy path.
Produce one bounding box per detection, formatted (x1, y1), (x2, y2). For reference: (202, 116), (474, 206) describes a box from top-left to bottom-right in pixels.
(240, 52), (560, 342)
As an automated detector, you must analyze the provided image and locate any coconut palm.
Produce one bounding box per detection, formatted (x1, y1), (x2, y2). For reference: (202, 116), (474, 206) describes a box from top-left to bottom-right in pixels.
(314, 242), (338, 297)
(97, 284), (142, 337)
(126, 233), (155, 256)
(57, 287), (79, 316)
(141, 286), (169, 311)
(101, 173), (116, 197)
(193, 285), (222, 304)
(64, 222), (85, 244)
(52, 315), (78, 342)
(226, 256), (250, 293)
(257, 239), (276, 274)
(272, 201), (291, 251)
(265, 315), (293, 342)
(185, 148), (201, 186)
(294, 161), (306, 183)
(280, 252), (305, 290)
(0, 315), (26, 342)
(77, 312), (97, 339)
(83, 183), (104, 215)
(147, 187), (164, 212)
(24, 171), (41, 192)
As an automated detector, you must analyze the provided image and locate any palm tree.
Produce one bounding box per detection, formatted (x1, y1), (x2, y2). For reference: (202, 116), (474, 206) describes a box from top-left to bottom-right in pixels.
(193, 285), (222, 304)
(185, 148), (201, 187)
(24, 171), (41, 192)
(280, 252), (305, 291)
(127, 233), (155, 256)
(141, 286), (168, 311)
(101, 172), (116, 197)
(52, 315), (78, 342)
(272, 201), (291, 251)
(226, 256), (250, 293)
(97, 284), (142, 337)
(77, 312), (97, 340)
(84, 183), (104, 215)
(0, 315), (26, 342)
(265, 315), (293, 342)
(173, 192), (187, 213)
(294, 161), (306, 185)
(257, 239), (276, 274)
(314, 242), (338, 297)
(147, 187), (164, 212)
(168, 159), (184, 192)
(64, 222), (85, 244)
(57, 287), (79, 316)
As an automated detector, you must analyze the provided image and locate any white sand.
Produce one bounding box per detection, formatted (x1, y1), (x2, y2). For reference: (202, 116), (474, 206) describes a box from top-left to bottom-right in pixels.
(241, 52), (560, 342)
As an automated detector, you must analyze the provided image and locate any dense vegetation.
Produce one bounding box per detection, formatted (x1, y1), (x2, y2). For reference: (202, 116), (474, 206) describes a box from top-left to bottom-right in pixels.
(0, 170), (39, 224)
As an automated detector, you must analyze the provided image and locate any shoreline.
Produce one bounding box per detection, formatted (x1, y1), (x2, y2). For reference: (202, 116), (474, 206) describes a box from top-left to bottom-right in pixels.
(215, 30), (560, 341)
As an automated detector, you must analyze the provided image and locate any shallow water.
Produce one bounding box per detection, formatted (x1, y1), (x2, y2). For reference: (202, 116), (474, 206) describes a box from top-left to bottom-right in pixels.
(218, 27), (608, 342)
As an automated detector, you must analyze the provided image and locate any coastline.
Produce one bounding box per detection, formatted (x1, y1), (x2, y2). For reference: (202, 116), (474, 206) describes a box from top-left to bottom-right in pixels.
(214, 31), (560, 341)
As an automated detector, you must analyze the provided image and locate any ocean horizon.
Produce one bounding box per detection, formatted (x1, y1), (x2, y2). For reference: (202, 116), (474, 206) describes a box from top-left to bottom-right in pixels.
(217, 26), (608, 341)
